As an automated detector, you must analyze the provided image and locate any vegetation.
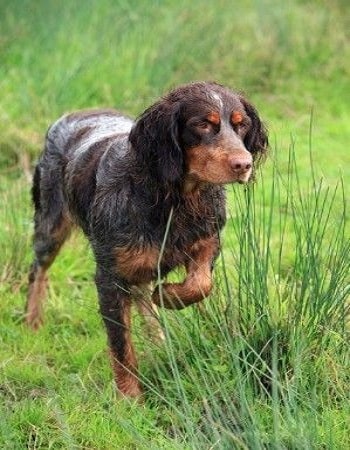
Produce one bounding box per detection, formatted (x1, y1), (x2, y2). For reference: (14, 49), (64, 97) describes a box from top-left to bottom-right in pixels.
(1, 0), (349, 448)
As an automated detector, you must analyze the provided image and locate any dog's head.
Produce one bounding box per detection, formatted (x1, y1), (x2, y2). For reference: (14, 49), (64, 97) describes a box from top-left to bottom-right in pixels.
(129, 82), (268, 188)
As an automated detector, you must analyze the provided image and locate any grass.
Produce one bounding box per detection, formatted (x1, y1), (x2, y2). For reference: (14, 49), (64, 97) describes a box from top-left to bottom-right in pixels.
(1, 0), (349, 448)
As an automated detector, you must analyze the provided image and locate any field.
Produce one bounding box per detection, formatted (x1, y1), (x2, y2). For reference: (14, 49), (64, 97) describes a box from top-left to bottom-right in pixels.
(1, 0), (349, 448)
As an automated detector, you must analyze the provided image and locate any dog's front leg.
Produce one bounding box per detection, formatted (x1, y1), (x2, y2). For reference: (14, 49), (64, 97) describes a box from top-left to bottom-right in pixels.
(95, 267), (142, 398)
(152, 235), (219, 309)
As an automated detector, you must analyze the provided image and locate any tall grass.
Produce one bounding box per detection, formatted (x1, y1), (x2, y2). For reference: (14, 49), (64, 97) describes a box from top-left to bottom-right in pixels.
(125, 145), (349, 448)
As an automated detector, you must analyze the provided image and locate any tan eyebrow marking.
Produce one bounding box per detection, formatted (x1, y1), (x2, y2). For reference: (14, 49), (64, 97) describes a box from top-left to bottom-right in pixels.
(231, 111), (243, 125)
(206, 112), (221, 125)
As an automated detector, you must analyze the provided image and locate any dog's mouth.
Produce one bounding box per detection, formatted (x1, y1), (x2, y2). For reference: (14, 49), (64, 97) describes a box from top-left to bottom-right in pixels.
(237, 179), (249, 185)
(232, 168), (252, 184)
(183, 169), (252, 192)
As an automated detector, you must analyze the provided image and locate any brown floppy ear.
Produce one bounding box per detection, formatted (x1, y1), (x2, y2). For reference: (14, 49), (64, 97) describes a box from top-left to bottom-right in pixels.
(129, 101), (183, 183)
(240, 96), (268, 163)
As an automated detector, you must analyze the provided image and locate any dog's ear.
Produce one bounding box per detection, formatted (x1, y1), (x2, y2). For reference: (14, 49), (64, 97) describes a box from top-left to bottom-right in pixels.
(240, 96), (268, 163)
(129, 101), (183, 183)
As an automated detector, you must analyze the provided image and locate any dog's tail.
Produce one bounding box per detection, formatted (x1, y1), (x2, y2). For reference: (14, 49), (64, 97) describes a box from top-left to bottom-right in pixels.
(31, 124), (70, 240)
(31, 164), (41, 211)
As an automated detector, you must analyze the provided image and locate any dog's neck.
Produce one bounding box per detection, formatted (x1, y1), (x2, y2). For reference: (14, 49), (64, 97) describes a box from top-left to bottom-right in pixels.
(182, 174), (207, 195)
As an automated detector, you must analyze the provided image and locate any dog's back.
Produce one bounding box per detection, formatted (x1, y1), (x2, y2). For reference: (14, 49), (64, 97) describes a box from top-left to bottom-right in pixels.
(35, 109), (133, 231)
(46, 109), (133, 158)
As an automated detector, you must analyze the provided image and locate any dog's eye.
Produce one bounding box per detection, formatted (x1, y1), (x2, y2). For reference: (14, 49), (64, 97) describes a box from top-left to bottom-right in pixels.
(232, 122), (243, 131)
(232, 122), (249, 138)
(231, 111), (252, 135)
(196, 121), (212, 131)
(189, 119), (220, 135)
(231, 111), (246, 133)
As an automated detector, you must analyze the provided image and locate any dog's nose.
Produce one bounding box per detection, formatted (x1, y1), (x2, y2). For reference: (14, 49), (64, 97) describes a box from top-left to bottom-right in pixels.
(229, 155), (252, 173)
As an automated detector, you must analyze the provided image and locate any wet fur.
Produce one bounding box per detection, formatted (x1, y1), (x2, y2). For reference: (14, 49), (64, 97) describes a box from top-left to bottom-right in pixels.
(26, 82), (268, 397)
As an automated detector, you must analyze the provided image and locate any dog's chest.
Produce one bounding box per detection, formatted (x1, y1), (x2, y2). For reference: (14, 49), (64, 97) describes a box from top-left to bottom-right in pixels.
(114, 239), (193, 284)
(114, 214), (217, 284)
(111, 189), (225, 285)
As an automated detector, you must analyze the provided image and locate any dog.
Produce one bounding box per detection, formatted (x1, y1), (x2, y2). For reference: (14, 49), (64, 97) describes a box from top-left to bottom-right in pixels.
(26, 81), (268, 397)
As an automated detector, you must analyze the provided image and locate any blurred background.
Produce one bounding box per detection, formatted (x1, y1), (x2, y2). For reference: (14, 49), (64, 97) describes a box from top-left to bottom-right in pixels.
(1, 0), (349, 179)
(1, 1), (349, 448)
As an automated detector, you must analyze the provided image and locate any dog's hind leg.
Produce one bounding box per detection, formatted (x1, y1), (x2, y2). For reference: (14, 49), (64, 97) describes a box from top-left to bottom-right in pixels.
(26, 162), (72, 330)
